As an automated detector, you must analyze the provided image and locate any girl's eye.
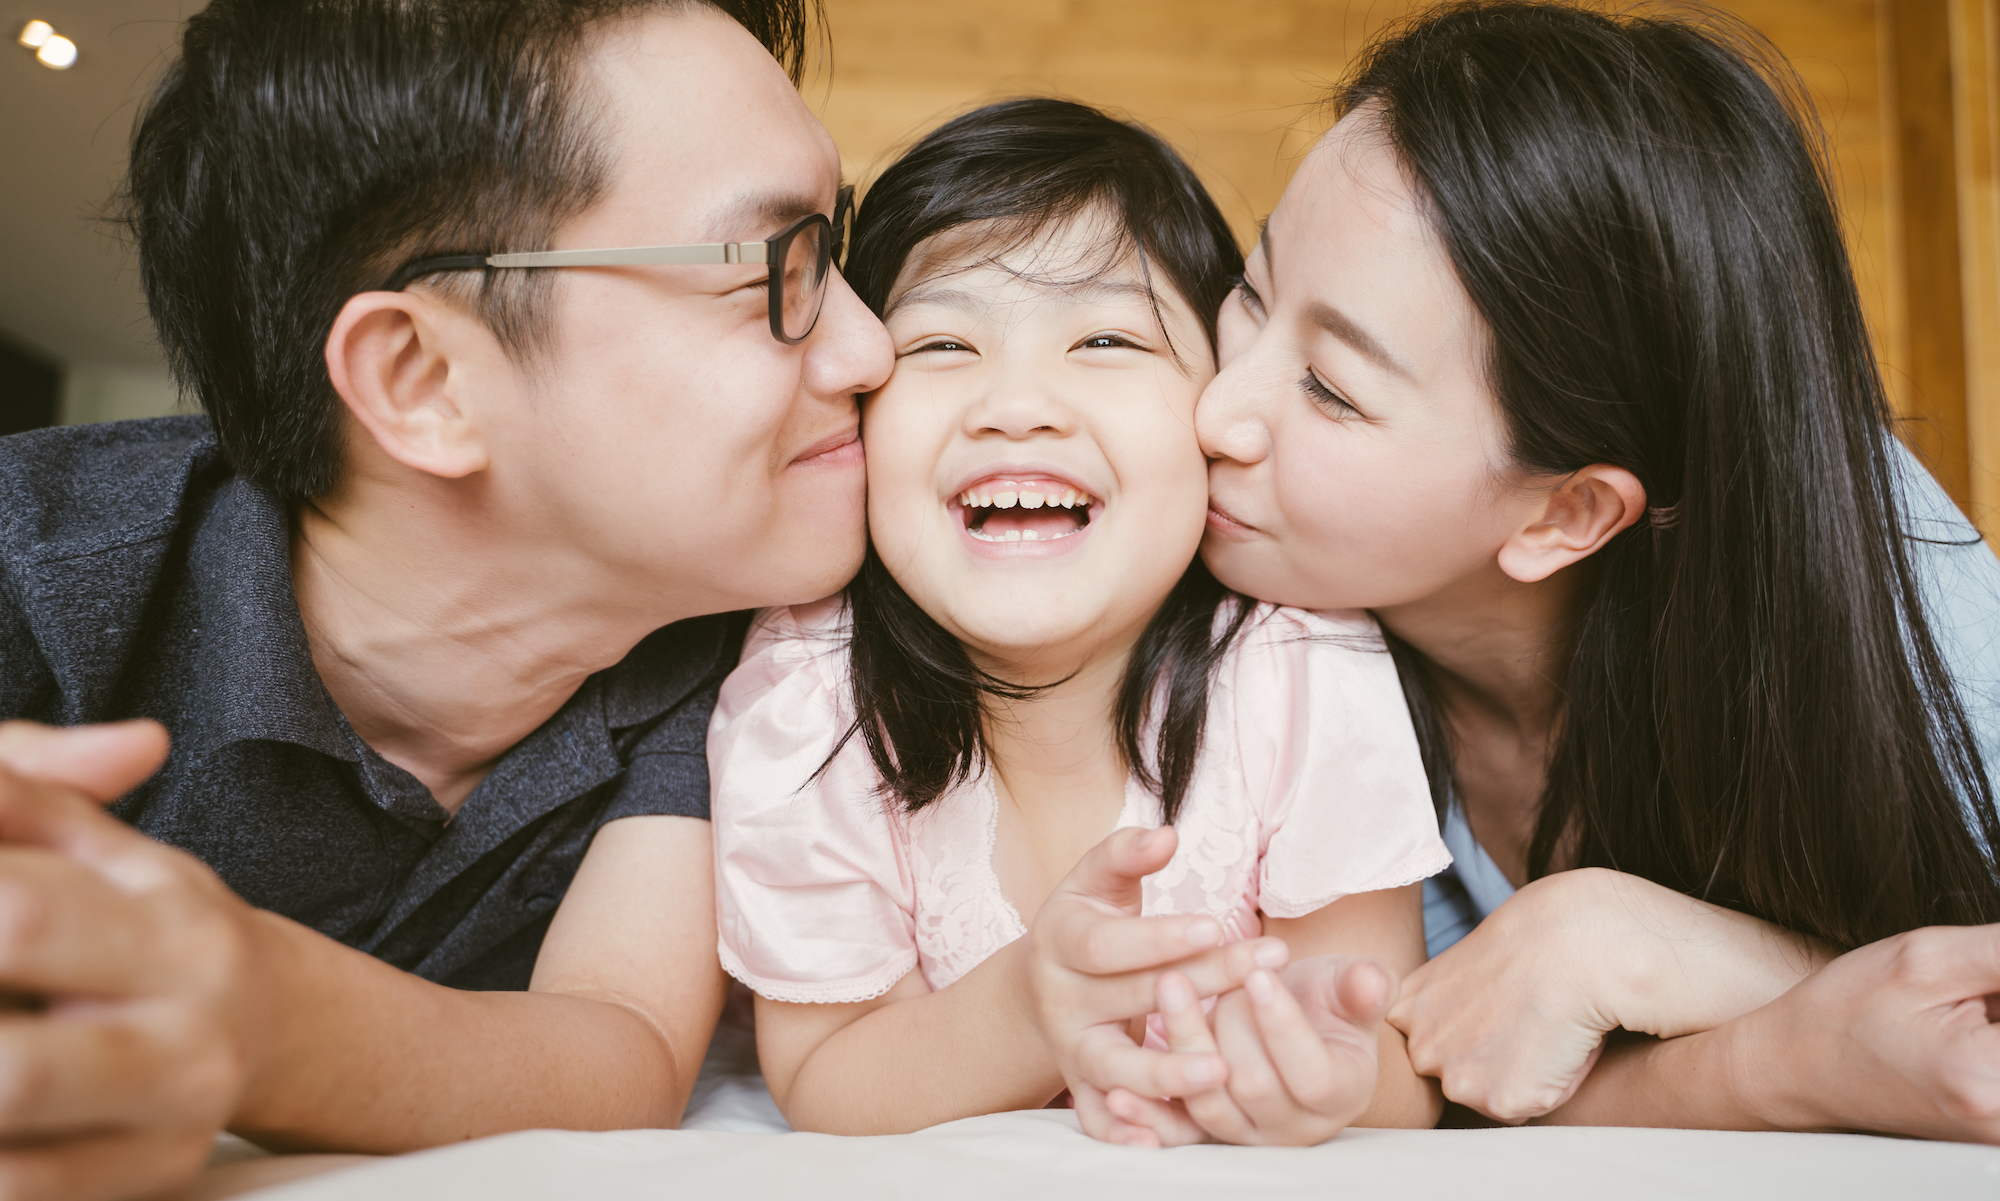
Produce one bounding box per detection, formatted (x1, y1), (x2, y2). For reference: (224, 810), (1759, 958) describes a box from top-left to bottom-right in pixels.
(1300, 370), (1362, 418)
(1074, 333), (1141, 351)
(904, 338), (974, 356)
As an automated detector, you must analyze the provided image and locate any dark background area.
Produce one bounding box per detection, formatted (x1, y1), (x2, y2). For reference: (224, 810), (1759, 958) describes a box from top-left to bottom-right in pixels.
(0, 334), (60, 436)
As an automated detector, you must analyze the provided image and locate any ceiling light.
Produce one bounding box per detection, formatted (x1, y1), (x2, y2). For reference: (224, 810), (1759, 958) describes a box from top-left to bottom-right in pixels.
(35, 34), (75, 68)
(17, 19), (52, 48)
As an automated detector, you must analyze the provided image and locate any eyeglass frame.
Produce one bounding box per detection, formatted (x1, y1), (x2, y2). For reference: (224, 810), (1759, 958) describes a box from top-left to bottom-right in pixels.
(377, 184), (853, 346)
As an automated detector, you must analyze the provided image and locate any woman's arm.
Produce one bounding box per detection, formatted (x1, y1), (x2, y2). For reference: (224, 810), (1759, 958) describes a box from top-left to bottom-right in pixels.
(1387, 867), (1829, 1122)
(1540, 923), (2000, 1140)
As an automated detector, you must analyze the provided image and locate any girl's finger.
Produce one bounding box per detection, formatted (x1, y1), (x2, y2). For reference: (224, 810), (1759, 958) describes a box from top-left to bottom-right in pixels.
(1102, 1087), (1209, 1146)
(1246, 968), (1366, 1116)
(1158, 971), (1258, 1142)
(1070, 1080), (1160, 1147)
(1156, 970), (1219, 1054)
(1073, 1023), (1226, 1099)
(1212, 987), (1295, 1134)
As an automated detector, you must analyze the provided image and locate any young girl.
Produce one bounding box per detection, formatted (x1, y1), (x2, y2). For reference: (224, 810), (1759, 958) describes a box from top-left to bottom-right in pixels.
(708, 99), (1449, 1143)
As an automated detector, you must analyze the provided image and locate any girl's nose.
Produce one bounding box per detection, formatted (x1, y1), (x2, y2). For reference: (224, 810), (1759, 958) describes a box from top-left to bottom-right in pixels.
(965, 377), (1075, 439)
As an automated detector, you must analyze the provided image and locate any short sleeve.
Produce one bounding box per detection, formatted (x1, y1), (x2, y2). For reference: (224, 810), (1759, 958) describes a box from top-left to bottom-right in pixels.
(1894, 439), (2000, 846)
(1231, 606), (1451, 917)
(708, 600), (920, 1003)
(0, 566), (55, 722)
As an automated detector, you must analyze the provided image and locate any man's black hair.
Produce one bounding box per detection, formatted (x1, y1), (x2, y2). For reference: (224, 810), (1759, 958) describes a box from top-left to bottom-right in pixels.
(125, 0), (822, 503)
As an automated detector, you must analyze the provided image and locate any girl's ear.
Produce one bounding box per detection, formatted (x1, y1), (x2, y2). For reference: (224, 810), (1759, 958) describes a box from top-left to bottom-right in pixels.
(1496, 465), (1647, 584)
(323, 290), (493, 480)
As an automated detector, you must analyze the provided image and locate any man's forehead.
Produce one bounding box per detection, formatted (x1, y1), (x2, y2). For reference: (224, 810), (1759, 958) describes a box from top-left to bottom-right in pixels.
(694, 188), (835, 242)
(584, 6), (839, 237)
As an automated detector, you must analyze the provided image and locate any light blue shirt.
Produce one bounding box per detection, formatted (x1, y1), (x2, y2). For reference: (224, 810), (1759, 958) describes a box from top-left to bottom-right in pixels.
(1422, 439), (2000, 958)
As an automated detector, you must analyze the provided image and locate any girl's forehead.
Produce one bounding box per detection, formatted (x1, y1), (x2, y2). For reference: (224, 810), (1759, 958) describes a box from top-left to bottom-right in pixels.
(886, 209), (1147, 306)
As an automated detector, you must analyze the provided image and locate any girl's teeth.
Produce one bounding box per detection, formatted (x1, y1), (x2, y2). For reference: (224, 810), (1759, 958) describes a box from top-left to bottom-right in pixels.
(954, 483), (1096, 510)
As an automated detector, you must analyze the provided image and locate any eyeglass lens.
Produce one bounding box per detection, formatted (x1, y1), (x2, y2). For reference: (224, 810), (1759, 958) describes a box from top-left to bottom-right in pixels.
(779, 219), (829, 342)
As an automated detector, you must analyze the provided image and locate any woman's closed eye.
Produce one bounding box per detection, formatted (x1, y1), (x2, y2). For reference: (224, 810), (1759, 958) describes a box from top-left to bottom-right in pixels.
(1300, 368), (1363, 418)
(1233, 278), (1268, 321)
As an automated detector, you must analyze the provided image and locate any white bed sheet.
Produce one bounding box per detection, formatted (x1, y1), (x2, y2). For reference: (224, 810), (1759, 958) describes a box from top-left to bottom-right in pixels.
(232, 1108), (2000, 1201)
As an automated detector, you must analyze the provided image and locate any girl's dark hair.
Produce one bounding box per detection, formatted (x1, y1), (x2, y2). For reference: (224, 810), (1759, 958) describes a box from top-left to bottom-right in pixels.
(1346, 2), (2000, 947)
(839, 98), (1249, 822)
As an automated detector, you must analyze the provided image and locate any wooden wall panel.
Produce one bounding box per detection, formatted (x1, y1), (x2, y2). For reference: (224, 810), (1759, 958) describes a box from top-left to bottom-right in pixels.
(814, 1), (1995, 530)
(1955, 0), (2000, 529)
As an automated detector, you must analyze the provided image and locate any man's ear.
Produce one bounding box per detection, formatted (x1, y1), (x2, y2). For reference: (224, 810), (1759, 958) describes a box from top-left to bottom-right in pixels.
(1496, 464), (1648, 584)
(324, 291), (492, 479)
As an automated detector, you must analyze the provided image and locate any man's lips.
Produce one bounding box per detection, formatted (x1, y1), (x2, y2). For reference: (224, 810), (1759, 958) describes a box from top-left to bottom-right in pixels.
(1205, 498), (1260, 537)
(790, 428), (863, 467)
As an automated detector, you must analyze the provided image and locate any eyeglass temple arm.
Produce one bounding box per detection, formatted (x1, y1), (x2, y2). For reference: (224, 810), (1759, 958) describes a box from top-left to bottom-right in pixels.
(383, 242), (771, 292)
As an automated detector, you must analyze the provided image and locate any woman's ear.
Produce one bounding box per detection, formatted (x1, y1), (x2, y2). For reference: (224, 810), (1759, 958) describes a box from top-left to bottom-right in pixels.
(323, 291), (493, 480)
(1496, 464), (1647, 584)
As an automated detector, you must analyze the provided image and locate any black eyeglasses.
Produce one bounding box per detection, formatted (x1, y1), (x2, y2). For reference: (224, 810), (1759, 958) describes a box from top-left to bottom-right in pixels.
(380, 184), (853, 345)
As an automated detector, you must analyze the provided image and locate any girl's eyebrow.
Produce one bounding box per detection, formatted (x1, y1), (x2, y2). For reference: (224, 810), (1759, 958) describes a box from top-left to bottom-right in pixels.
(885, 278), (1155, 320)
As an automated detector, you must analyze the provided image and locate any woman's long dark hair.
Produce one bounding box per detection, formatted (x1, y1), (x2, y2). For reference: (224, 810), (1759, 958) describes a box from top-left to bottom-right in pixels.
(838, 98), (1250, 822)
(1348, 2), (2000, 948)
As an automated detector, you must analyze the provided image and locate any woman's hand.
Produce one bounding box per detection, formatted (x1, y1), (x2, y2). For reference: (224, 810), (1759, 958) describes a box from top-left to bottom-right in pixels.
(1101, 956), (1392, 1146)
(1024, 825), (1289, 1143)
(1728, 923), (2000, 1142)
(1389, 867), (1828, 1122)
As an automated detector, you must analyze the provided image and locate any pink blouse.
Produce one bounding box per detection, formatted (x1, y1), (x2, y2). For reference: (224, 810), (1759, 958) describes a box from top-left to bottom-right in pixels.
(710, 598), (1450, 1013)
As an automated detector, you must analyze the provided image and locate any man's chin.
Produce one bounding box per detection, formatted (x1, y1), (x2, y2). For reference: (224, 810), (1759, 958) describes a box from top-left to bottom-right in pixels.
(757, 533), (867, 608)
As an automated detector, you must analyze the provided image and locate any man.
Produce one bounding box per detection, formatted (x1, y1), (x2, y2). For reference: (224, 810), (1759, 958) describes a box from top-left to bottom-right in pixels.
(0, 1), (889, 1196)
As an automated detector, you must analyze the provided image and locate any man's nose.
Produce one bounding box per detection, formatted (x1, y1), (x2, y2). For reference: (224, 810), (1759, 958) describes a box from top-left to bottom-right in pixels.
(803, 272), (893, 399)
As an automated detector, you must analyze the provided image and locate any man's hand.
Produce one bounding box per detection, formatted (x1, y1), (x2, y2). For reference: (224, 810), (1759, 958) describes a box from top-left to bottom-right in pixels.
(0, 720), (262, 1201)
(1736, 923), (2000, 1142)
(1023, 826), (1288, 1144)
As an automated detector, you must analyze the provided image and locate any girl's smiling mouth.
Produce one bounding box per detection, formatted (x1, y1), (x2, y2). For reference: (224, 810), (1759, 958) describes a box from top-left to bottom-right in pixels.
(949, 474), (1100, 551)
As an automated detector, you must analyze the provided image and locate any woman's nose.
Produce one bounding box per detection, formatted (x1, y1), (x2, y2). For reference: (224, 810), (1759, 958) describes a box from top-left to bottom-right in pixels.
(1195, 354), (1273, 465)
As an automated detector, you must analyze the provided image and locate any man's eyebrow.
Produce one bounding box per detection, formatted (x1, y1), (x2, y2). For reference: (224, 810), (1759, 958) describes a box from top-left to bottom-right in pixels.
(1306, 300), (1412, 379)
(699, 190), (827, 241)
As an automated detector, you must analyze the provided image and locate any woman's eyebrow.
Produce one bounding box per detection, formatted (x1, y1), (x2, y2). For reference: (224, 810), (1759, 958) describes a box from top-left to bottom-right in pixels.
(1264, 224), (1411, 378)
(1307, 301), (1412, 379)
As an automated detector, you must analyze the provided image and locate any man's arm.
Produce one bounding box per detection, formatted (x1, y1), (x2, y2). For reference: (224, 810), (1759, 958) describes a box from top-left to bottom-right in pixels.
(0, 722), (726, 1201)
(234, 813), (727, 1150)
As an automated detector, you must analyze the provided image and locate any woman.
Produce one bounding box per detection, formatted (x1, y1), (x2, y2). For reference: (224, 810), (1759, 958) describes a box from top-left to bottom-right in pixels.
(1067, 0), (2000, 1142)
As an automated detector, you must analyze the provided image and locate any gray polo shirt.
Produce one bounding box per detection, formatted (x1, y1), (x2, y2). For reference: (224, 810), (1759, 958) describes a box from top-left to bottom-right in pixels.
(0, 416), (745, 991)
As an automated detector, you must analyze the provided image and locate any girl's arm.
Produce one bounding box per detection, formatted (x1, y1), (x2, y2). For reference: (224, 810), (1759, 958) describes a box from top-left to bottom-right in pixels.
(757, 827), (1284, 1136)
(756, 941), (1058, 1135)
(1387, 867), (1829, 1122)
(1538, 922), (2000, 1140)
